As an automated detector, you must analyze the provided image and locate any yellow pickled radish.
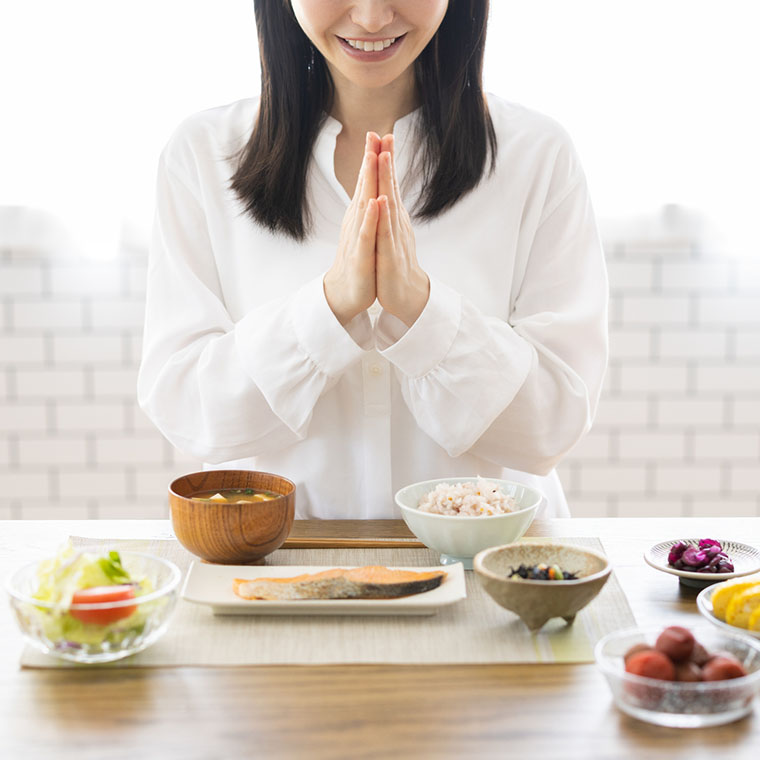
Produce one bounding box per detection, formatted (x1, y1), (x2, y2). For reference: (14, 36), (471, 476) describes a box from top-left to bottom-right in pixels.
(725, 585), (760, 628)
(748, 606), (760, 632)
(712, 578), (760, 621)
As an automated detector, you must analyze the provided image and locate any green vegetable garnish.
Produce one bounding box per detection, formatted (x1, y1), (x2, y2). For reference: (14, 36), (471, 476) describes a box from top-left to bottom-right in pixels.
(98, 551), (131, 584)
(29, 542), (157, 648)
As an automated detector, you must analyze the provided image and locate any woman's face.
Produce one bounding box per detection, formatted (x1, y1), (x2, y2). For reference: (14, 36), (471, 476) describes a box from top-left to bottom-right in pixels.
(290, 0), (448, 90)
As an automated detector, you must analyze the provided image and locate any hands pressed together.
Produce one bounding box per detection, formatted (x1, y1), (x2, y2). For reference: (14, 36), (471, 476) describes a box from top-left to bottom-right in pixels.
(324, 132), (430, 328)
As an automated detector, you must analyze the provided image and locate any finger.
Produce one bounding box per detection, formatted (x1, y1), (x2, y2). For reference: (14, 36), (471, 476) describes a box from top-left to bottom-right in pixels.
(346, 156), (369, 241)
(351, 149), (371, 203)
(378, 134), (404, 219)
(358, 197), (379, 253)
(376, 195), (394, 254)
(380, 150), (403, 232)
(361, 150), (378, 205)
(378, 151), (394, 209)
(386, 136), (404, 212)
(366, 131), (381, 156)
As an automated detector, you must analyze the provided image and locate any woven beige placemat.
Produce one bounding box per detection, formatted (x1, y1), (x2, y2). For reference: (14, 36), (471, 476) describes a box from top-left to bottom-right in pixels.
(21, 536), (635, 668)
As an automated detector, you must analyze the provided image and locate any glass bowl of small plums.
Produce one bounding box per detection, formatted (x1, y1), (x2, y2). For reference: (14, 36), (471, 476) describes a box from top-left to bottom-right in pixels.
(594, 624), (760, 727)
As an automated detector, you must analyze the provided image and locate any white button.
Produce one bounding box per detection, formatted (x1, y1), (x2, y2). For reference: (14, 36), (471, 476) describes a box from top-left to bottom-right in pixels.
(369, 364), (382, 376)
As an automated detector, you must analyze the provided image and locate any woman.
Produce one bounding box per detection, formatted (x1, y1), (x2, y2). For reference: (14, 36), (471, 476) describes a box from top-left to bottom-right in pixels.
(138, 0), (608, 519)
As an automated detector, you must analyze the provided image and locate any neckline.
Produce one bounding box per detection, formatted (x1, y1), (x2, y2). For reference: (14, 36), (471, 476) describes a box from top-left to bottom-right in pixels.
(321, 105), (421, 138)
(315, 107), (421, 206)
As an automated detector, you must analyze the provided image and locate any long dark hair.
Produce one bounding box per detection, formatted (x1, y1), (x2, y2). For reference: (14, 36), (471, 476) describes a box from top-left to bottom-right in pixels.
(231, 0), (496, 240)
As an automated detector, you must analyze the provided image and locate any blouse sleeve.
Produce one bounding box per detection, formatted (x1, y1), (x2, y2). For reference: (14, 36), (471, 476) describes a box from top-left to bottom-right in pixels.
(375, 164), (608, 475)
(137, 153), (366, 463)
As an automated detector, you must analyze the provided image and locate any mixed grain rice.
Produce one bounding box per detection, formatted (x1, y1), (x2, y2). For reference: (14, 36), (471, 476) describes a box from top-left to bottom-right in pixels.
(417, 478), (517, 516)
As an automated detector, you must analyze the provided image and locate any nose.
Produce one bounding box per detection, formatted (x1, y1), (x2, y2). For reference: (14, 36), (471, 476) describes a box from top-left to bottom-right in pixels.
(349, 0), (395, 33)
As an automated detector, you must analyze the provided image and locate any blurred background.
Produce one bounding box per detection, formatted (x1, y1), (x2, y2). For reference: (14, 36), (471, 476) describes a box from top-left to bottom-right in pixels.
(1, 1), (759, 519)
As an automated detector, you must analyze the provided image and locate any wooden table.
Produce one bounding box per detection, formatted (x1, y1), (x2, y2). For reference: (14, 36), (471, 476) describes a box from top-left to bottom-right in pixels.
(2, 518), (759, 759)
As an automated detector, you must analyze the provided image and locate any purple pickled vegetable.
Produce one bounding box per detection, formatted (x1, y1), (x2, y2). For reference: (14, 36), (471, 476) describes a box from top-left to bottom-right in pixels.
(666, 538), (734, 573)
(682, 546), (708, 566)
(668, 541), (688, 565)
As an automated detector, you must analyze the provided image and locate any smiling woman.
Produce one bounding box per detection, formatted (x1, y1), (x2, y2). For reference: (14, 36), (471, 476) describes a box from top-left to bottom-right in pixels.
(136, 0), (609, 520)
(231, 0), (494, 240)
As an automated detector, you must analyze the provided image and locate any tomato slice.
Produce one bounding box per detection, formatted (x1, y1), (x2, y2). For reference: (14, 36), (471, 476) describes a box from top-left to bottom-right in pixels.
(69, 585), (138, 624)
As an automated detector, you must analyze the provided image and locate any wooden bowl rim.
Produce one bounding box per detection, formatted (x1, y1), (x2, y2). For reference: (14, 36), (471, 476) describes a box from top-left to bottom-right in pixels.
(168, 470), (296, 500)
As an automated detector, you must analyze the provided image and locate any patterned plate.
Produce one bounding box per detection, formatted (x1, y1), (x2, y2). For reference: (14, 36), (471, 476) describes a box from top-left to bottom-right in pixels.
(644, 539), (760, 588)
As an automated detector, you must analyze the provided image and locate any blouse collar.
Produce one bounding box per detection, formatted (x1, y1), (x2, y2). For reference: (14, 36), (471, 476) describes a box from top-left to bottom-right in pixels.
(312, 108), (421, 207)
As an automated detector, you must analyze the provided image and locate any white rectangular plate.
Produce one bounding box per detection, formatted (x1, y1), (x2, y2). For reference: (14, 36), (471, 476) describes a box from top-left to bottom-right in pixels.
(181, 562), (466, 616)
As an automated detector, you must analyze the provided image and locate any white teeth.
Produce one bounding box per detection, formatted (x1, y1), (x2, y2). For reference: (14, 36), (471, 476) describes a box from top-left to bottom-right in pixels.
(345, 37), (396, 51)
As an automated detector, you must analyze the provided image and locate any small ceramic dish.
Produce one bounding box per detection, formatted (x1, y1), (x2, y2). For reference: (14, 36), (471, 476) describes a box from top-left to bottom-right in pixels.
(473, 542), (611, 631)
(697, 577), (760, 640)
(643, 539), (760, 588)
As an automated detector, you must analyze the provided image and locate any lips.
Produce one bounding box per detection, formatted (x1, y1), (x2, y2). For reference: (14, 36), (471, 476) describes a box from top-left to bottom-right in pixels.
(337, 34), (406, 60)
(344, 36), (397, 52)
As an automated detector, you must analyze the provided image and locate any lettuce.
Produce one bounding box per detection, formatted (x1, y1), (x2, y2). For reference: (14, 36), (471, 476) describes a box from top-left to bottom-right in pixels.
(30, 542), (156, 647)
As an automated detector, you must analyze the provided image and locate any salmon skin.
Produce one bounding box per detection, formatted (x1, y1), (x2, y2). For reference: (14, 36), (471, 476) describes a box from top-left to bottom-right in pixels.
(232, 565), (446, 601)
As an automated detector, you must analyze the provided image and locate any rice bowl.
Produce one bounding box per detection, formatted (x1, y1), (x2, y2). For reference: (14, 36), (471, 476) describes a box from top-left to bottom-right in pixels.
(395, 477), (544, 568)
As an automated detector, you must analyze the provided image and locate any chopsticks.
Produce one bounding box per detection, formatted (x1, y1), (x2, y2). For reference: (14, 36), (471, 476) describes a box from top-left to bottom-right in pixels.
(282, 536), (426, 549)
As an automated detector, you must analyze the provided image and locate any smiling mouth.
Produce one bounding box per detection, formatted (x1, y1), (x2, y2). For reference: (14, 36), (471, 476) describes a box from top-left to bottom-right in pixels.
(338, 34), (406, 54)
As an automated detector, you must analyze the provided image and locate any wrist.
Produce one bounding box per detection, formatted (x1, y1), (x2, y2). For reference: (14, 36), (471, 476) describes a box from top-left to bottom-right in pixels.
(396, 274), (430, 327)
(323, 274), (368, 326)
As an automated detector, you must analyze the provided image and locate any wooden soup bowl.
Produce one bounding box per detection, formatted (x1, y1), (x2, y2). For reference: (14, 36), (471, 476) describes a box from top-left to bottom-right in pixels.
(169, 470), (295, 564)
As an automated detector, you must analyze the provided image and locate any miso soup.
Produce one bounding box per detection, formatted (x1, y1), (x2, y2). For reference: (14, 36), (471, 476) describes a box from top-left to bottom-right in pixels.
(191, 488), (279, 503)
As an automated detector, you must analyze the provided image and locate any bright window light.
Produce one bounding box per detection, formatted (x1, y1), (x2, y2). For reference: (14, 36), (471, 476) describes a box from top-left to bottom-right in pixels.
(1, 1), (757, 258)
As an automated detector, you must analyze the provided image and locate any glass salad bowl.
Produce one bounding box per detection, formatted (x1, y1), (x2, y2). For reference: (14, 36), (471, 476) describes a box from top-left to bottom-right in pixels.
(6, 550), (181, 664)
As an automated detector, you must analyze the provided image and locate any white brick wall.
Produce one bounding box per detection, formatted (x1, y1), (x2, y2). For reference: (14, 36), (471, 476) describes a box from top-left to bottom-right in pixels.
(12, 300), (86, 330)
(2, 207), (760, 518)
(734, 399), (760, 426)
(560, 215), (760, 518)
(0, 264), (44, 295)
(1, 240), (202, 518)
(620, 295), (691, 325)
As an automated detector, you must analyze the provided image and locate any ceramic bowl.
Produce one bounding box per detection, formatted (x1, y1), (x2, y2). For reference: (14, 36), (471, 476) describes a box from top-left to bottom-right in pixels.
(595, 625), (760, 728)
(6, 552), (181, 664)
(169, 470), (295, 564)
(394, 477), (543, 569)
(473, 541), (611, 631)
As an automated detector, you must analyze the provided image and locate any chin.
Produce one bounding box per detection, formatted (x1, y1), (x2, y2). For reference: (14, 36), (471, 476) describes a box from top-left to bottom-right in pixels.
(336, 61), (414, 93)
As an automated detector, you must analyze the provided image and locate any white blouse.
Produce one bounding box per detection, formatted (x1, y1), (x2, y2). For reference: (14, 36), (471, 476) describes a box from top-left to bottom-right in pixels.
(138, 94), (608, 519)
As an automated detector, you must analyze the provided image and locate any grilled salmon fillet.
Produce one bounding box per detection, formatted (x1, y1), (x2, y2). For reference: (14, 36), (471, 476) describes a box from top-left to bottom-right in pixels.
(232, 565), (446, 600)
